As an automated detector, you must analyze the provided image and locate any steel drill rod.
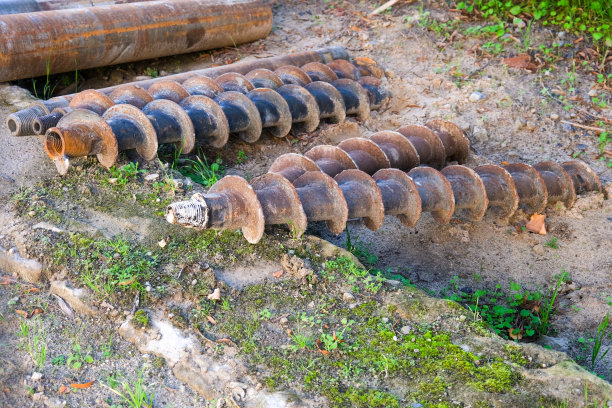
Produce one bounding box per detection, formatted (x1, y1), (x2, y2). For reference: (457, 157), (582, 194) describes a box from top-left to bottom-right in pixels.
(0, 0), (273, 82)
(0, 0), (154, 15)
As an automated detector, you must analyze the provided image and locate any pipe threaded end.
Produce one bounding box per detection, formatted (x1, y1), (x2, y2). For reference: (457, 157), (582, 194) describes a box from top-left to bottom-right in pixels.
(44, 130), (65, 159)
(34, 111), (64, 135)
(6, 105), (47, 136)
(166, 195), (209, 228)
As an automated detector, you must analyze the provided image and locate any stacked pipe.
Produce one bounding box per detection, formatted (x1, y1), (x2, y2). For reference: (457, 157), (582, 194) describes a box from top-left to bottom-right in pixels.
(0, 0), (274, 82)
(39, 59), (389, 175)
(165, 120), (602, 243)
(0, 0), (155, 15)
(7, 46), (357, 136)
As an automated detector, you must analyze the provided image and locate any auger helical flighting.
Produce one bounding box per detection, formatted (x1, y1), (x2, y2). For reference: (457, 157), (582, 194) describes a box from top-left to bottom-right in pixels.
(166, 120), (603, 244)
(20, 57), (387, 136)
(39, 60), (390, 174)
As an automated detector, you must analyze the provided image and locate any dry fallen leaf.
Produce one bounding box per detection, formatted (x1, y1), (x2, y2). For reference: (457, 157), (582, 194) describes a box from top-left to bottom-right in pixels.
(22, 288), (40, 294)
(117, 277), (136, 286)
(70, 380), (95, 389)
(508, 328), (523, 340)
(207, 288), (221, 301)
(206, 315), (216, 325)
(273, 270), (284, 278)
(16, 310), (28, 318)
(502, 54), (531, 69)
(30, 308), (44, 317)
(58, 385), (70, 394)
(526, 213), (547, 235)
(501, 160), (509, 166)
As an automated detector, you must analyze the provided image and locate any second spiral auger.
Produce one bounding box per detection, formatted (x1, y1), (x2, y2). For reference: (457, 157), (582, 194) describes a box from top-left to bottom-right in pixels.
(165, 120), (602, 244)
(10, 56), (387, 137)
(39, 60), (390, 175)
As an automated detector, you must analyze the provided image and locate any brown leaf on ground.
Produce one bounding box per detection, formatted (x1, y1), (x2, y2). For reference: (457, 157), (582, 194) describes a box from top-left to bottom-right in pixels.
(508, 328), (523, 340)
(30, 308), (43, 317)
(273, 270), (284, 278)
(70, 379), (95, 389)
(16, 310), (28, 318)
(206, 315), (216, 325)
(526, 213), (547, 235)
(502, 54), (530, 69)
(21, 288), (40, 294)
(117, 277), (135, 286)
(58, 385), (70, 394)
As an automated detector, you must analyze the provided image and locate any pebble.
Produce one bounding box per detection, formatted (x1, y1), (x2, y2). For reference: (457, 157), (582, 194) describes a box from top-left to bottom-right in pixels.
(144, 173), (159, 182)
(472, 126), (488, 142)
(532, 244), (545, 255)
(191, 279), (197, 286)
(279, 317), (289, 325)
(400, 325), (411, 335)
(459, 315), (466, 321)
(342, 292), (355, 302)
(158, 239), (167, 248)
(526, 121), (537, 131)
(562, 122), (574, 132)
(588, 89), (598, 97)
(28, 210), (36, 217)
(31, 372), (43, 381)
(32, 392), (44, 401)
(468, 91), (486, 102)
(550, 113), (559, 120)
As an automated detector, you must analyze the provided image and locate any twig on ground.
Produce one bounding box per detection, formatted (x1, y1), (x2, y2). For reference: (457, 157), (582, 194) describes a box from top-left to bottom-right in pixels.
(369, 0), (400, 16)
(561, 121), (606, 132)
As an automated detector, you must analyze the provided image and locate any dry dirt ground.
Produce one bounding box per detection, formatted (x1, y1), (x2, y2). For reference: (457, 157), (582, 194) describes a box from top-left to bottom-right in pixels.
(1, 0), (611, 407)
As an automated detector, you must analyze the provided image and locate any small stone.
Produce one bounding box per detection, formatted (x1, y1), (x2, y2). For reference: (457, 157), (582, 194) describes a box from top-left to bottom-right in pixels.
(588, 89), (598, 98)
(400, 325), (411, 335)
(32, 392), (44, 401)
(108, 178), (118, 184)
(562, 122), (574, 132)
(469, 91), (486, 102)
(550, 113), (559, 120)
(159, 70), (169, 77)
(533, 244), (545, 255)
(307, 301), (315, 308)
(144, 173), (159, 182)
(342, 292), (355, 302)
(526, 121), (537, 131)
(413, 349), (420, 353)
(28, 210), (36, 217)
(191, 279), (197, 286)
(459, 315), (466, 321)
(472, 126), (488, 142)
(31, 372), (43, 381)
(158, 239), (167, 248)
(146, 286), (151, 292)
(279, 317), (289, 325)
(207, 288), (221, 301)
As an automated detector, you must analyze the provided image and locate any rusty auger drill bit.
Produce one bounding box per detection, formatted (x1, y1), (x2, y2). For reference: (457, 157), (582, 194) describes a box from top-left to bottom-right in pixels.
(167, 148), (602, 244)
(8, 46), (382, 136)
(34, 60), (386, 145)
(18, 56), (386, 137)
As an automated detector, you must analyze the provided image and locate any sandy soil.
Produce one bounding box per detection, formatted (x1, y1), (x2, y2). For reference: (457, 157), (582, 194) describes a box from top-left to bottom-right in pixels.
(0, 0), (611, 405)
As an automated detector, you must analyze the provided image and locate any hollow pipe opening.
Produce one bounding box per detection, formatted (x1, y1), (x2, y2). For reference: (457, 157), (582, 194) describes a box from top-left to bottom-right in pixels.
(44, 130), (65, 159)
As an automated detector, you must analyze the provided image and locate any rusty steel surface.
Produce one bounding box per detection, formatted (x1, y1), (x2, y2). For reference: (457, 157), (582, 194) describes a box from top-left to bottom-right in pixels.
(166, 118), (602, 243)
(0, 0), (273, 82)
(0, 0), (153, 15)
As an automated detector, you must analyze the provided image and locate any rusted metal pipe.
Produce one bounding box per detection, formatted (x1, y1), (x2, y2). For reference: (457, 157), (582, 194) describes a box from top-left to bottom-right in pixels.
(0, 0), (153, 15)
(0, 0), (273, 82)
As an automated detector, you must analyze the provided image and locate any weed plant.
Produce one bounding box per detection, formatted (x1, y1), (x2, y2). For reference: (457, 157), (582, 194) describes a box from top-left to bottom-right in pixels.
(457, 0), (612, 47)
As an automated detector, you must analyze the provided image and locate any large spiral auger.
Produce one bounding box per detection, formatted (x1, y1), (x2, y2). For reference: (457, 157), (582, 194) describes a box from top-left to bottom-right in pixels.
(39, 60), (389, 175)
(166, 120), (602, 244)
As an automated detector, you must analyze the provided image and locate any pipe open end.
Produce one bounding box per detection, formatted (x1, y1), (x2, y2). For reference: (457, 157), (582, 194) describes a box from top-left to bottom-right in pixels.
(33, 120), (42, 135)
(7, 118), (17, 134)
(44, 129), (65, 159)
